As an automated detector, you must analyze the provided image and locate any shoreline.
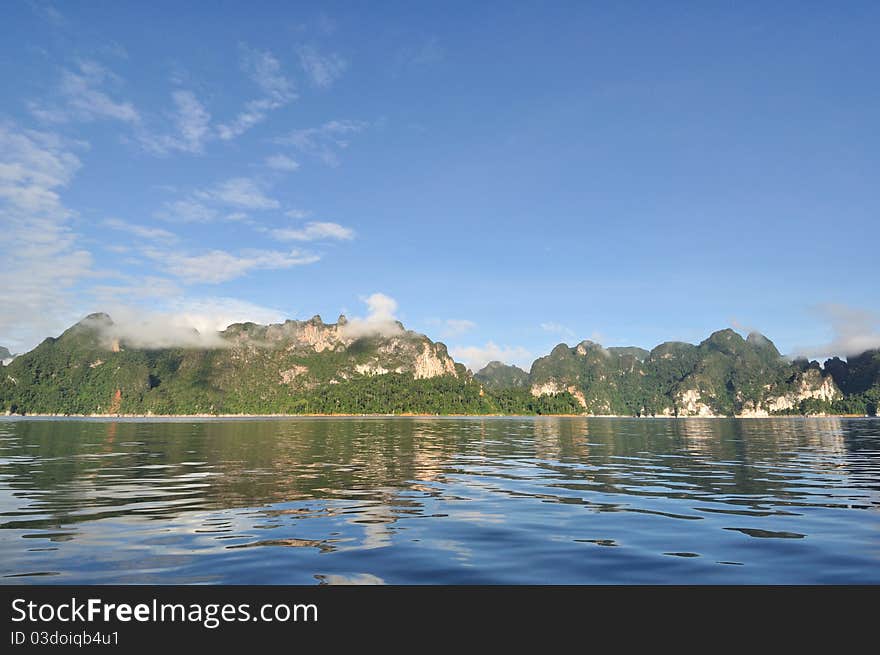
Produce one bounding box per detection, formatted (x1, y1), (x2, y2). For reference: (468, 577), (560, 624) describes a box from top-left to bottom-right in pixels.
(2, 412), (873, 420)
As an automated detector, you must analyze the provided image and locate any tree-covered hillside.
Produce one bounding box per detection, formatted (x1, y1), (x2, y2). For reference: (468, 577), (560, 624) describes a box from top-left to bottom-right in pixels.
(474, 361), (530, 389)
(525, 330), (876, 417)
(0, 313), (581, 416)
(1, 315), (877, 416)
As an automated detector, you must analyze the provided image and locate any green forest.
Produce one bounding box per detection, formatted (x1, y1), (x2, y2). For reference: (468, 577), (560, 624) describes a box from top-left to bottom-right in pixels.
(1, 316), (878, 417)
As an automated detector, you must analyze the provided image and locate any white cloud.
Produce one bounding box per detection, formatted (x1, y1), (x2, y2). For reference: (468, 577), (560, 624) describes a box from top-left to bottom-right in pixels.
(104, 218), (177, 242)
(285, 209), (311, 219)
(157, 177), (278, 226)
(342, 293), (404, 339)
(165, 296), (286, 333)
(265, 154), (300, 171)
(139, 90), (212, 155)
(796, 304), (880, 360)
(217, 47), (296, 140)
(241, 46), (296, 102)
(156, 198), (218, 223)
(82, 297), (287, 350)
(297, 45), (348, 88)
(198, 177), (279, 210)
(0, 123), (94, 352)
(145, 247), (319, 284)
(216, 99), (277, 141)
(270, 221), (354, 241)
(450, 342), (533, 372)
(541, 322), (575, 337)
(57, 60), (140, 124)
(276, 120), (368, 166)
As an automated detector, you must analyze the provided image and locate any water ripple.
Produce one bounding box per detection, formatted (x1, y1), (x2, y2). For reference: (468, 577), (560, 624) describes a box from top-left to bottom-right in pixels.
(0, 416), (878, 583)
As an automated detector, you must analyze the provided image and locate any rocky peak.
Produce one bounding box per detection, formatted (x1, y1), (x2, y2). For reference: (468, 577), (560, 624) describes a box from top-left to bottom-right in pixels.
(79, 312), (114, 328)
(746, 331), (781, 356)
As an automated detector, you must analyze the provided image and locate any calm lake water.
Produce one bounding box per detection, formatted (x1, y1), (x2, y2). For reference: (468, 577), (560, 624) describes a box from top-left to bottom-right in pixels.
(1, 417), (878, 584)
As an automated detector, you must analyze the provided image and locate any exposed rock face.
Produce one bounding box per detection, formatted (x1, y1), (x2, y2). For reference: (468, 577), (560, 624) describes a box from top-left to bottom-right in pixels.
(355, 363), (391, 376)
(567, 387), (588, 410)
(280, 365), (309, 384)
(220, 315), (459, 387)
(413, 343), (457, 379)
(675, 388), (717, 417)
(765, 371), (839, 414)
(525, 328), (848, 417)
(530, 380), (588, 410)
(295, 318), (342, 353)
(2, 315), (876, 417)
(531, 380), (562, 396)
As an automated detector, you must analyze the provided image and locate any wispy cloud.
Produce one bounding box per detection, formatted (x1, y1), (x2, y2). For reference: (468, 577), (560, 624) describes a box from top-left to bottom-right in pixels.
(241, 45), (296, 102)
(276, 119), (367, 166)
(28, 2), (65, 27)
(796, 304), (880, 359)
(156, 198), (218, 223)
(0, 122), (93, 351)
(139, 90), (212, 154)
(265, 154), (300, 171)
(450, 342), (533, 372)
(104, 218), (177, 242)
(145, 247), (319, 284)
(197, 177), (280, 210)
(217, 46), (296, 140)
(297, 44), (348, 88)
(157, 176), (279, 227)
(54, 60), (140, 124)
(270, 221), (354, 242)
(91, 276), (183, 304)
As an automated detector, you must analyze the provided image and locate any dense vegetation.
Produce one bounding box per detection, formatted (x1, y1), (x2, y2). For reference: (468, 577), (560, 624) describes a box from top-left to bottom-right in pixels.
(518, 330), (878, 417)
(0, 316), (582, 416)
(474, 361), (530, 389)
(1, 316), (877, 417)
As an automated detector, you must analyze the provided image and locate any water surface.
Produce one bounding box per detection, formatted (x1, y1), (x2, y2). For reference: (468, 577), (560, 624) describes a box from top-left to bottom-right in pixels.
(1, 417), (878, 584)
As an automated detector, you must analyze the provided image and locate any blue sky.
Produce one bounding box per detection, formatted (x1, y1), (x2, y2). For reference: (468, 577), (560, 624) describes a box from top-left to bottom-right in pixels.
(1, 1), (878, 369)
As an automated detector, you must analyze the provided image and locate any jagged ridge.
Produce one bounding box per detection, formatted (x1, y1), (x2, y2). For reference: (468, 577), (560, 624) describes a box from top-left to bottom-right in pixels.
(1, 316), (878, 416)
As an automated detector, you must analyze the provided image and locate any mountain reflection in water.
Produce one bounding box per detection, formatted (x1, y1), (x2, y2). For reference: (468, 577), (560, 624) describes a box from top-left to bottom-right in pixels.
(0, 417), (878, 584)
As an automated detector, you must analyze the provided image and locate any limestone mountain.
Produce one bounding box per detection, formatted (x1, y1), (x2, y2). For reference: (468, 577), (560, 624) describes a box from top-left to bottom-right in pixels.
(1, 315), (877, 416)
(0, 313), (582, 416)
(822, 349), (880, 414)
(0, 346), (12, 364)
(0, 313), (468, 415)
(526, 329), (865, 417)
